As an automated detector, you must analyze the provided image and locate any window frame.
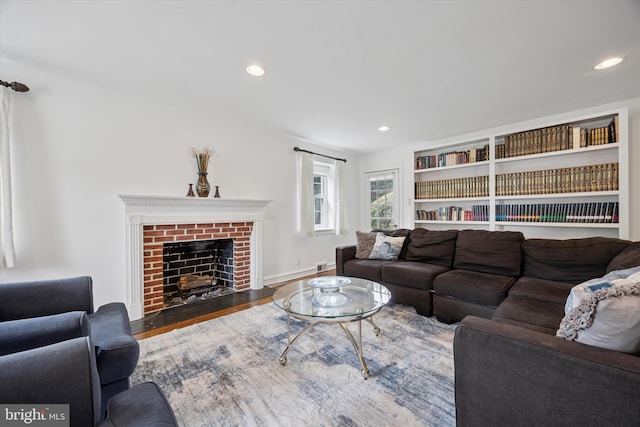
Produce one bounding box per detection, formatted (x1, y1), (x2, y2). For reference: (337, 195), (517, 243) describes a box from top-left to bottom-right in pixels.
(365, 169), (399, 231)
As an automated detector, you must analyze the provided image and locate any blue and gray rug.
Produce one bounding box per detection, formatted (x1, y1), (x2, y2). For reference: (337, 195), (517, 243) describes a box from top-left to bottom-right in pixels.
(131, 302), (456, 426)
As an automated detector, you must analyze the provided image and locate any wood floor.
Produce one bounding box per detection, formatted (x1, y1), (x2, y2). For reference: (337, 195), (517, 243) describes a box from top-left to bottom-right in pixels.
(132, 270), (335, 339)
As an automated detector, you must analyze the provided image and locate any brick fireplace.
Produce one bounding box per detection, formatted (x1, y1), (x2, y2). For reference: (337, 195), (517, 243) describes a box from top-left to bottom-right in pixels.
(143, 222), (252, 314)
(118, 195), (270, 320)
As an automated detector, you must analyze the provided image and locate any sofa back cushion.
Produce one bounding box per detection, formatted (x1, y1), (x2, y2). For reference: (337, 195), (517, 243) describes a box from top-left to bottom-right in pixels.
(453, 230), (524, 276)
(523, 237), (630, 284)
(405, 229), (458, 267)
(607, 241), (640, 272)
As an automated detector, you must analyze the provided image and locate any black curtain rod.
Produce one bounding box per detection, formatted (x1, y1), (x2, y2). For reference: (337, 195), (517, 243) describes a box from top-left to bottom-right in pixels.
(293, 146), (346, 163)
(0, 80), (30, 92)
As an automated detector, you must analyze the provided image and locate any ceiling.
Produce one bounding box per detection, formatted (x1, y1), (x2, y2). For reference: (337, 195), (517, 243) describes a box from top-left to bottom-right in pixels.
(1, 0), (639, 154)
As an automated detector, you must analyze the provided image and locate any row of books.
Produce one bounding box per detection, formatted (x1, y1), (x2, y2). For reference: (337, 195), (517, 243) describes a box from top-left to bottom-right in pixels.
(415, 176), (489, 199)
(496, 162), (619, 196)
(416, 203), (619, 224)
(416, 205), (489, 222)
(495, 116), (617, 159)
(415, 144), (489, 170)
(581, 122), (618, 147)
(495, 202), (619, 223)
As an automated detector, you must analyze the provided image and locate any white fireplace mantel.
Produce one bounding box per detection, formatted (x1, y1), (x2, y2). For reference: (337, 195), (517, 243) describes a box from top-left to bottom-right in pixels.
(118, 195), (271, 320)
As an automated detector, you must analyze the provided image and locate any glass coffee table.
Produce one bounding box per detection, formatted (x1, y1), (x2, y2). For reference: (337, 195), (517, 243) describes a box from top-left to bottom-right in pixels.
(272, 276), (390, 378)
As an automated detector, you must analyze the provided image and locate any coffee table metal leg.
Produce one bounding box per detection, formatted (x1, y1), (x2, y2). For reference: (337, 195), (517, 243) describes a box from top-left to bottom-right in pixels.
(339, 321), (369, 379)
(365, 317), (381, 336)
(279, 315), (316, 366)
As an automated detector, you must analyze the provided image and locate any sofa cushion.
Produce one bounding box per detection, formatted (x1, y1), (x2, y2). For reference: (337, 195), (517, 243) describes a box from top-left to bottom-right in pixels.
(557, 267), (640, 354)
(509, 277), (574, 305)
(381, 261), (449, 291)
(607, 241), (640, 272)
(355, 231), (377, 259)
(453, 230), (524, 276)
(405, 229), (458, 267)
(522, 237), (630, 284)
(433, 269), (517, 306)
(493, 295), (565, 331)
(343, 259), (393, 282)
(369, 233), (406, 260)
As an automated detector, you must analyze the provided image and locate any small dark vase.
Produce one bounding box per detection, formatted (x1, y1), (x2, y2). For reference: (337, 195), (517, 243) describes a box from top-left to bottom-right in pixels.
(214, 186), (220, 198)
(186, 183), (195, 197)
(196, 173), (210, 197)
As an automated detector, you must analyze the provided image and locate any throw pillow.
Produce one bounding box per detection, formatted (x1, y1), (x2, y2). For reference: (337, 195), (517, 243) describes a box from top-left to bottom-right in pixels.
(556, 266), (640, 354)
(355, 231), (377, 259)
(369, 233), (406, 261)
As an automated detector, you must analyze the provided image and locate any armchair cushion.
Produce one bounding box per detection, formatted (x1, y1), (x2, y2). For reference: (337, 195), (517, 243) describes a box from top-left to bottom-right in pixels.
(0, 311), (90, 356)
(101, 382), (178, 427)
(0, 337), (100, 427)
(0, 276), (93, 320)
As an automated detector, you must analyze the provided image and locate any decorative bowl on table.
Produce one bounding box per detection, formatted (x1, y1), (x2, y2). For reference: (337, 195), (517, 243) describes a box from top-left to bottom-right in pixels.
(308, 276), (352, 307)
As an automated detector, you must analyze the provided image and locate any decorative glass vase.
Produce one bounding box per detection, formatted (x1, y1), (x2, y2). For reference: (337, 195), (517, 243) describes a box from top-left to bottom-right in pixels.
(196, 173), (210, 197)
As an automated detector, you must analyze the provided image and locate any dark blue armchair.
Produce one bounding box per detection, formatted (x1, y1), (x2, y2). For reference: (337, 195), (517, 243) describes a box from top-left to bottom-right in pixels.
(0, 276), (140, 420)
(0, 337), (177, 427)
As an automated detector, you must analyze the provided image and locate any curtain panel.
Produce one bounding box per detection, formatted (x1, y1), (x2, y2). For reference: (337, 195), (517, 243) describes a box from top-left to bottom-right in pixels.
(0, 87), (16, 268)
(334, 159), (347, 235)
(296, 150), (315, 237)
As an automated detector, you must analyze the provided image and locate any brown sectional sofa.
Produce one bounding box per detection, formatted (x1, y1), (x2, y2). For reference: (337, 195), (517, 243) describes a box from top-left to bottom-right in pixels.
(336, 229), (639, 324)
(337, 229), (640, 425)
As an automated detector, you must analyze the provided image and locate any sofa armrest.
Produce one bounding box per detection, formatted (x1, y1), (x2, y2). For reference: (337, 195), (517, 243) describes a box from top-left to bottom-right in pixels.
(336, 245), (357, 276)
(0, 311), (90, 356)
(0, 276), (94, 320)
(454, 316), (640, 427)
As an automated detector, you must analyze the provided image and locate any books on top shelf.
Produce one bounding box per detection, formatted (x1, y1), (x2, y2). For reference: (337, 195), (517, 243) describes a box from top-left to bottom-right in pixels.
(417, 205), (489, 222)
(416, 144), (489, 170)
(495, 116), (617, 159)
(495, 202), (618, 224)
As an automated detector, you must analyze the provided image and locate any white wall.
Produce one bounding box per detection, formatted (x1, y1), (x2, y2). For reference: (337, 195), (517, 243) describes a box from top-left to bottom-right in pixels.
(0, 63), (358, 311)
(359, 98), (640, 241)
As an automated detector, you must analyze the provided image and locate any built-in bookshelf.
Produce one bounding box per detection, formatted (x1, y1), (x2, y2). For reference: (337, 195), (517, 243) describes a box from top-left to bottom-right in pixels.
(413, 108), (628, 239)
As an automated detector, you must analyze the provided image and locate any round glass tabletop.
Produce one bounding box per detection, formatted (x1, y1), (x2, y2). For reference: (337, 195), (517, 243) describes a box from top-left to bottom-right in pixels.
(272, 276), (391, 320)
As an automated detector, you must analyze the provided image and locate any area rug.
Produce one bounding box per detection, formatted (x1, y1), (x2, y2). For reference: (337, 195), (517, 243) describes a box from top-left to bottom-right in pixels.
(131, 302), (457, 426)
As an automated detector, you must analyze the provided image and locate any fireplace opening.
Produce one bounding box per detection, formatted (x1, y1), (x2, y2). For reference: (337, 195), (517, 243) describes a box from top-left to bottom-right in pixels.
(163, 238), (235, 308)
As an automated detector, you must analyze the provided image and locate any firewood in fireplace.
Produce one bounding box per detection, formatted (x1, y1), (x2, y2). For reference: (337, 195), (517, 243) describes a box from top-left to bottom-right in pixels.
(178, 274), (214, 291)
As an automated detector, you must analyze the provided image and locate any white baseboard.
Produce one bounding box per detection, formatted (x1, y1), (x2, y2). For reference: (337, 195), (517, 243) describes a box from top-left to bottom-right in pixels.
(263, 262), (336, 287)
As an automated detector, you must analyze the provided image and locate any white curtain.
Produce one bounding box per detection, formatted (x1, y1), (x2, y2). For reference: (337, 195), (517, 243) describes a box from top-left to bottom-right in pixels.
(296, 150), (315, 237)
(0, 87), (16, 268)
(334, 159), (348, 235)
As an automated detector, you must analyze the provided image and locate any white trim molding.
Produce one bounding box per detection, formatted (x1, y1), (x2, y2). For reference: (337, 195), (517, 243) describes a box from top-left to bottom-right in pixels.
(118, 195), (271, 320)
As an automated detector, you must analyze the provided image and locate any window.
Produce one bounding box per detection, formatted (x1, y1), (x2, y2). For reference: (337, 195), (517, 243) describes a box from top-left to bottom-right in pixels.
(366, 169), (399, 230)
(314, 162), (334, 231)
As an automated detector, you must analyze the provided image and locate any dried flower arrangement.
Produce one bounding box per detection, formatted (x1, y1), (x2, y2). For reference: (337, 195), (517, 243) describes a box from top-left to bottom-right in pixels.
(191, 147), (214, 174)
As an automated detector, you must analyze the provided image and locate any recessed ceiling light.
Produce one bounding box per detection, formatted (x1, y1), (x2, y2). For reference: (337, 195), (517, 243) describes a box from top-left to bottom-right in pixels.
(594, 56), (624, 70)
(246, 64), (266, 77)
(378, 125), (390, 132)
